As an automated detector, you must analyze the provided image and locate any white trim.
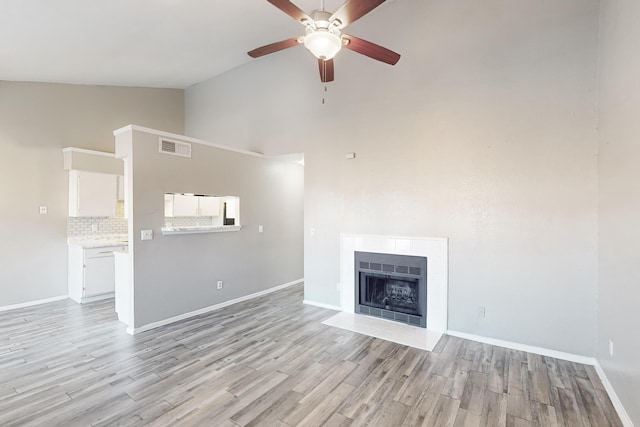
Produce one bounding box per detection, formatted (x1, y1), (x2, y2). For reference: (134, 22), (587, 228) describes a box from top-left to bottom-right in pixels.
(62, 147), (116, 157)
(127, 279), (303, 335)
(341, 233), (450, 242)
(303, 300), (342, 311)
(80, 292), (115, 304)
(113, 125), (264, 158)
(0, 295), (68, 312)
(594, 360), (635, 427)
(446, 330), (596, 365)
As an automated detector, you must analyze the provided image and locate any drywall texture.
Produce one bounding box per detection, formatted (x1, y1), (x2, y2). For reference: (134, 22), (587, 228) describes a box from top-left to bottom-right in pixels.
(187, 0), (600, 356)
(0, 82), (184, 307)
(597, 1), (640, 423)
(118, 129), (304, 328)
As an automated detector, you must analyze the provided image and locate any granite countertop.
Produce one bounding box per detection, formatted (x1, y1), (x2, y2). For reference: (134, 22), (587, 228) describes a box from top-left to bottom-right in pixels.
(67, 234), (129, 248)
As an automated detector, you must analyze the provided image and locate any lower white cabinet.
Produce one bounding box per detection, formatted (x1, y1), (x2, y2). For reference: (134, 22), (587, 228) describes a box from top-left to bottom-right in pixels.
(114, 251), (130, 326)
(68, 245), (126, 303)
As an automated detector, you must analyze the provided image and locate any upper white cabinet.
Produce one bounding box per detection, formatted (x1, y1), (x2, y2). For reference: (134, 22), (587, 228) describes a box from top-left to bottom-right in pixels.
(172, 194), (200, 217)
(198, 196), (221, 216)
(165, 194), (222, 217)
(69, 170), (117, 217)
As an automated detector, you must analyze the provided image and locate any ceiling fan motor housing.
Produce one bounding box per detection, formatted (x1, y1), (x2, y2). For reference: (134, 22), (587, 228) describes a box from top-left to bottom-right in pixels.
(304, 10), (343, 60)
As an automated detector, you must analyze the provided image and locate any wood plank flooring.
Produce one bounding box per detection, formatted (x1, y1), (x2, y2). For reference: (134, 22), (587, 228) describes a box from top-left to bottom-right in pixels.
(0, 284), (622, 426)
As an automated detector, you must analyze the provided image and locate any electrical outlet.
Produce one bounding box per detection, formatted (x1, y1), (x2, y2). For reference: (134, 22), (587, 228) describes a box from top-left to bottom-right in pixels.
(141, 229), (153, 241)
(337, 283), (341, 292)
(258, 225), (263, 233)
(609, 339), (614, 357)
(217, 281), (223, 290)
(39, 206), (48, 214)
(91, 223), (98, 233)
(310, 227), (315, 237)
(478, 306), (486, 318)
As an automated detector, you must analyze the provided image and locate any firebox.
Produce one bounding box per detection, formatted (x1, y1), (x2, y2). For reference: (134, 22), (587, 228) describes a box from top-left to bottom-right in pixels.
(355, 251), (427, 328)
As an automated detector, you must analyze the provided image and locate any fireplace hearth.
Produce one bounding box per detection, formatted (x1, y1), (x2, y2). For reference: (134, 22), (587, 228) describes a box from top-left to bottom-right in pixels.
(355, 251), (427, 328)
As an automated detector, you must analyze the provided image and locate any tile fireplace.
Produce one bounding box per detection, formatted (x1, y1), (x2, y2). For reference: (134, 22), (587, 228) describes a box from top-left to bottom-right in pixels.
(322, 234), (448, 351)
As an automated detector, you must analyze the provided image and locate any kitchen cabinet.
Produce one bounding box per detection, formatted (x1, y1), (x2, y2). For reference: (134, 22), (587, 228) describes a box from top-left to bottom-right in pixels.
(68, 245), (126, 303)
(68, 170), (117, 217)
(164, 194), (221, 217)
(114, 250), (130, 326)
(172, 194), (199, 216)
(198, 196), (221, 216)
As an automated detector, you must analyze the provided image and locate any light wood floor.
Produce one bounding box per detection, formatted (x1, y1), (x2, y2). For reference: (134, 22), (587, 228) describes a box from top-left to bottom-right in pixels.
(0, 284), (621, 426)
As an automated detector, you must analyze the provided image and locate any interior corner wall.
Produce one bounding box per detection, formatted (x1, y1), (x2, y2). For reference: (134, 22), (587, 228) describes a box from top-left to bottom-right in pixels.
(186, 0), (601, 356)
(128, 130), (304, 328)
(596, 1), (640, 423)
(0, 82), (184, 307)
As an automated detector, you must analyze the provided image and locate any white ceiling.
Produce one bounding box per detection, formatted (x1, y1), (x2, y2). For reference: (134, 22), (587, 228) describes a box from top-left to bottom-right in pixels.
(0, 0), (397, 89)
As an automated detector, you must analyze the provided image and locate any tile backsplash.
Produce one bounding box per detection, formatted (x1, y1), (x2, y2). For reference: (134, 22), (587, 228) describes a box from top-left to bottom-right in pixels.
(67, 201), (128, 237)
(165, 216), (214, 228)
(67, 202), (216, 236)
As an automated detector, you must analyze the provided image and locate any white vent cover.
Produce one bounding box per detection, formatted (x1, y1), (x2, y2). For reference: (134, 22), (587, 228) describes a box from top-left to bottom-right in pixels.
(159, 138), (191, 158)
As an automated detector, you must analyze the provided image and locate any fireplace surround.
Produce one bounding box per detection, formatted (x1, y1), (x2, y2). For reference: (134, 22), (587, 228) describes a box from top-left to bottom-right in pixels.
(321, 234), (448, 351)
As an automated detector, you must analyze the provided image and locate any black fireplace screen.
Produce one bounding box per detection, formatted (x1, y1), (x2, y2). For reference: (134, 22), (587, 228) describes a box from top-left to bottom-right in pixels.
(355, 251), (427, 328)
(360, 273), (420, 316)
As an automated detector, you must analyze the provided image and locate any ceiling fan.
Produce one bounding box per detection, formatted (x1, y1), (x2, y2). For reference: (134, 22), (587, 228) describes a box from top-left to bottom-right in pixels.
(248, 0), (401, 82)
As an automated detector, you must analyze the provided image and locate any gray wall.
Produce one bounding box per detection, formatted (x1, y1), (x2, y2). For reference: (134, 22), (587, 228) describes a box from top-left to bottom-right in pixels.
(597, 1), (640, 423)
(0, 82), (184, 307)
(122, 129), (304, 328)
(186, 0), (600, 356)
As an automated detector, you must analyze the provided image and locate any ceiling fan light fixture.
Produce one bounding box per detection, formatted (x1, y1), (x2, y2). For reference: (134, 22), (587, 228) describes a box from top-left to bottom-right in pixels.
(304, 29), (342, 60)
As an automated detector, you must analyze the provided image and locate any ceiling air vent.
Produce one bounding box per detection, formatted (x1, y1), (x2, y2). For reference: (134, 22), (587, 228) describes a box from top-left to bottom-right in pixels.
(159, 138), (191, 158)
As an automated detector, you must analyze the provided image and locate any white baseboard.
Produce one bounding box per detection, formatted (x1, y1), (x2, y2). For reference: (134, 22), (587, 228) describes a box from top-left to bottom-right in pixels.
(0, 295), (68, 313)
(594, 360), (635, 427)
(446, 330), (596, 365)
(303, 300), (342, 311)
(127, 279), (303, 335)
(80, 292), (115, 304)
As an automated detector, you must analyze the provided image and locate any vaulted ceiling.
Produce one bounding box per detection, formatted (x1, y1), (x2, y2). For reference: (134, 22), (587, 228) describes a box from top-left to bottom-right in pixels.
(0, 0), (398, 88)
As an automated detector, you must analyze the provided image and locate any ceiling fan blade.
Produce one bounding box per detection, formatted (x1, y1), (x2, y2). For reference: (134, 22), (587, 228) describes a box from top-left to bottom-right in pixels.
(342, 34), (400, 65)
(318, 59), (335, 82)
(267, 0), (312, 24)
(330, 0), (386, 28)
(248, 38), (300, 58)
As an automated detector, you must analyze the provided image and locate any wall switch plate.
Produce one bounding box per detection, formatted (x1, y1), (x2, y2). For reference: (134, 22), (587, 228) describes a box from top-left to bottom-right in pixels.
(259, 225), (263, 233)
(346, 152), (356, 159)
(609, 339), (614, 357)
(141, 229), (153, 241)
(310, 227), (315, 237)
(337, 283), (341, 292)
(217, 281), (223, 290)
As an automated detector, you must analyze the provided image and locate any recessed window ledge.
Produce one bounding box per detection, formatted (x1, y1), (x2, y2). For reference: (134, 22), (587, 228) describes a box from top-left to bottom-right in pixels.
(161, 225), (242, 235)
